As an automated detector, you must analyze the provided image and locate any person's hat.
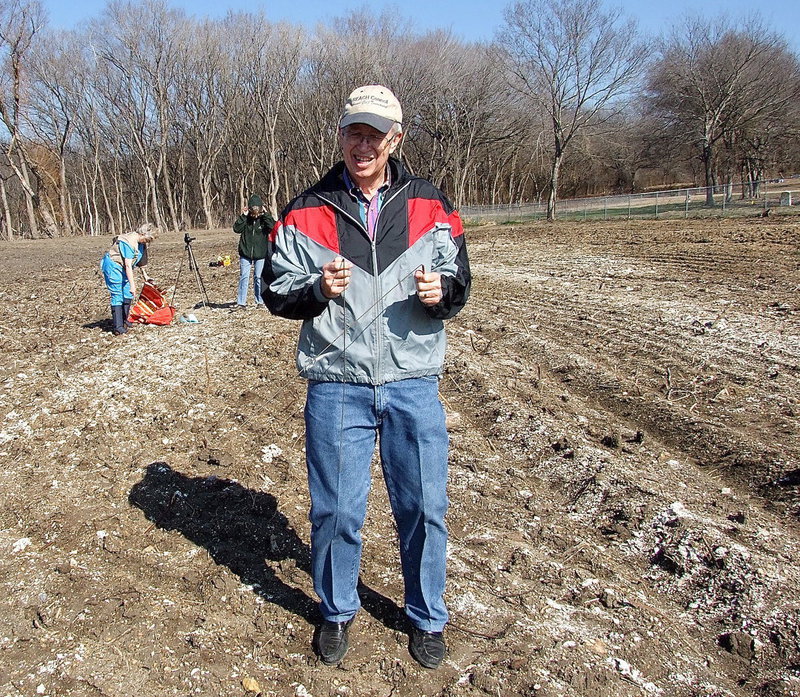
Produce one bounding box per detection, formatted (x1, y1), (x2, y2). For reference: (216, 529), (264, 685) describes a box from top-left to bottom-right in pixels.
(248, 194), (263, 208)
(340, 85), (402, 133)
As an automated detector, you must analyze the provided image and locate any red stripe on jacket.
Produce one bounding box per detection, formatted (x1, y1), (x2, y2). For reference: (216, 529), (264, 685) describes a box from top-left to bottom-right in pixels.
(407, 197), (463, 247)
(274, 205), (340, 253)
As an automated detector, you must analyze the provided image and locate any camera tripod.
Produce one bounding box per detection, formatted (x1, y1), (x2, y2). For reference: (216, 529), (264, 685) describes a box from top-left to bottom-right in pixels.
(172, 233), (210, 308)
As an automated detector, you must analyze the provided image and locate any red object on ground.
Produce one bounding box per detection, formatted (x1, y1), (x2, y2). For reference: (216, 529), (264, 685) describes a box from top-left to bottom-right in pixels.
(129, 281), (177, 325)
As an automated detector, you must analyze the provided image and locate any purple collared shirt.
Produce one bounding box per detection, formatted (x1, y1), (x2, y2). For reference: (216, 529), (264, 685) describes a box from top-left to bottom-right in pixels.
(343, 167), (391, 240)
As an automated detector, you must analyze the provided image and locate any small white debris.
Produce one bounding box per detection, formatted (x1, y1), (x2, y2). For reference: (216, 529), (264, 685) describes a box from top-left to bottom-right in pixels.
(13, 538), (31, 553)
(609, 657), (662, 693)
(261, 444), (283, 464)
(668, 501), (688, 517)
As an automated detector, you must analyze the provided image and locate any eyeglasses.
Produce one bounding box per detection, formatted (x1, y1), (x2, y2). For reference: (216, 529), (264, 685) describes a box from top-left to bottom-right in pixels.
(341, 128), (392, 147)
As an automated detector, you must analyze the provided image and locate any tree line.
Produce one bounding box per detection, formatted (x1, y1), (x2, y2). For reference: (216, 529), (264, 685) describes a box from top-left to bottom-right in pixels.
(1, 0), (799, 237)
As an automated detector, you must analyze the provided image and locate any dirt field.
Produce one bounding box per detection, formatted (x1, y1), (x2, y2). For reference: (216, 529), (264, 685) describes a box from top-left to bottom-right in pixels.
(1, 216), (798, 697)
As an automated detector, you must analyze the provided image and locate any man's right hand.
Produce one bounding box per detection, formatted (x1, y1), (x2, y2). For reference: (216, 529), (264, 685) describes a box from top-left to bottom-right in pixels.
(321, 256), (352, 298)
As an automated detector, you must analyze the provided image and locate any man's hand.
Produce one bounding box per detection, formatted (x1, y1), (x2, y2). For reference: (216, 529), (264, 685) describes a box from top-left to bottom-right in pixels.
(321, 256), (352, 299)
(415, 269), (442, 306)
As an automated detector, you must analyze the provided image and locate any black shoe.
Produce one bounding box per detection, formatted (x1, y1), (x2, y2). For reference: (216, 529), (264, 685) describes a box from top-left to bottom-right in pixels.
(315, 618), (354, 665)
(409, 627), (446, 669)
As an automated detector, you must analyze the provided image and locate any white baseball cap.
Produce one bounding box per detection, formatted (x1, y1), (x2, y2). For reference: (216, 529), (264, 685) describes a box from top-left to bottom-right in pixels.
(339, 85), (403, 133)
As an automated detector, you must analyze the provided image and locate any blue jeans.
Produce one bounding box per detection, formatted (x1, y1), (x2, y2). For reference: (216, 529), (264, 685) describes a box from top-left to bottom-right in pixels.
(304, 377), (449, 631)
(100, 254), (133, 304)
(237, 256), (265, 306)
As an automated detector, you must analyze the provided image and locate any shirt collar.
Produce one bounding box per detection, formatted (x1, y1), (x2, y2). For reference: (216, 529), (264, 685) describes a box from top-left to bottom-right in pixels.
(343, 165), (392, 200)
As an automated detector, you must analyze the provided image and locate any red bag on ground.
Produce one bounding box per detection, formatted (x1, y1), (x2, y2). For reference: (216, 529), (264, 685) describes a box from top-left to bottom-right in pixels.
(129, 281), (176, 326)
(145, 306), (177, 325)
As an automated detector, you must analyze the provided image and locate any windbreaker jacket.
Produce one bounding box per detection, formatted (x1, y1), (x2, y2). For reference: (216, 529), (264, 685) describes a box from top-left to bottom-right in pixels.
(264, 159), (470, 385)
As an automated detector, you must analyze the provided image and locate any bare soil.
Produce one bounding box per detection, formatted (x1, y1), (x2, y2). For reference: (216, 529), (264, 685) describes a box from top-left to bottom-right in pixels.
(1, 216), (799, 697)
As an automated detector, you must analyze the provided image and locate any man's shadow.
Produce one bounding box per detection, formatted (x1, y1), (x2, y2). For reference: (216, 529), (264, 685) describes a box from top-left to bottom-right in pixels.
(128, 462), (405, 629)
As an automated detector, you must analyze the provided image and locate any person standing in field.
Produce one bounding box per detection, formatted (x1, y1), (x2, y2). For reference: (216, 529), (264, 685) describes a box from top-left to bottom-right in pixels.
(99, 223), (159, 336)
(233, 194), (274, 311)
(264, 85), (470, 669)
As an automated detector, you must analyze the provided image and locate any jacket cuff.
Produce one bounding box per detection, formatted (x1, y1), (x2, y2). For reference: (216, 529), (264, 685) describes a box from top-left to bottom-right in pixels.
(312, 278), (331, 303)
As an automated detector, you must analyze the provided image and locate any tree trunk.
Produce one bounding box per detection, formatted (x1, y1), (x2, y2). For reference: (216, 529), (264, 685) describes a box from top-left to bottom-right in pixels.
(19, 159), (39, 238)
(160, 150), (180, 233)
(0, 177), (13, 240)
(703, 141), (715, 207)
(547, 153), (563, 221)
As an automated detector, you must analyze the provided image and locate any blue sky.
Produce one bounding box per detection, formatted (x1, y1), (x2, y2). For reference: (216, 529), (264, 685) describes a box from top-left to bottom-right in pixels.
(42, 0), (800, 51)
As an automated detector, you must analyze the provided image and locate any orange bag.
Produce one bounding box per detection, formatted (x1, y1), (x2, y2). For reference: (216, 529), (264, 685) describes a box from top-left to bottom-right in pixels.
(145, 306), (177, 325)
(129, 281), (176, 325)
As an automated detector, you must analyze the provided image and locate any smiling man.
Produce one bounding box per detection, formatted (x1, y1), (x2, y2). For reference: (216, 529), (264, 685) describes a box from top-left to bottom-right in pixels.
(264, 85), (471, 669)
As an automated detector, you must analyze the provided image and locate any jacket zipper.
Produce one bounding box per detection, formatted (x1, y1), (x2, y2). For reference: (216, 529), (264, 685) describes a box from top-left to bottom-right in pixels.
(369, 183), (411, 380)
(318, 181), (413, 381)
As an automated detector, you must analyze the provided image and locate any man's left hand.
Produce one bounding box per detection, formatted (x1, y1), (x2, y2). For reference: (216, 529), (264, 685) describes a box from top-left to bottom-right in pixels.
(414, 269), (442, 306)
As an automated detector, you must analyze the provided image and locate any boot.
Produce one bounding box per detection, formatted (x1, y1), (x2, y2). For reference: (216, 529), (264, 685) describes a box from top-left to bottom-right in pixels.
(111, 305), (126, 336)
(122, 299), (132, 328)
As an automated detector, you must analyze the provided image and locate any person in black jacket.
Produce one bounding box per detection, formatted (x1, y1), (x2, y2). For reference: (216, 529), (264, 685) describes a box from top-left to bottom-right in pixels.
(232, 194), (274, 311)
(265, 85), (470, 670)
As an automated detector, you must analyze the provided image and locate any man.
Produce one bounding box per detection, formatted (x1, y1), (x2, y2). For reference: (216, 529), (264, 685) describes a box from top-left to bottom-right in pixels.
(233, 194), (274, 311)
(264, 85), (470, 669)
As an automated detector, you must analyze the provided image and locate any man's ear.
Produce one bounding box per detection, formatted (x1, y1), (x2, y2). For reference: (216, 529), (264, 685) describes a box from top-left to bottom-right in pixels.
(388, 132), (403, 154)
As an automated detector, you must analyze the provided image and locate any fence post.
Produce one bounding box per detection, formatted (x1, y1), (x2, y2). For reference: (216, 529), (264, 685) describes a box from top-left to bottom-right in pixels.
(655, 192), (659, 219)
(685, 191), (689, 218)
(627, 195), (631, 220)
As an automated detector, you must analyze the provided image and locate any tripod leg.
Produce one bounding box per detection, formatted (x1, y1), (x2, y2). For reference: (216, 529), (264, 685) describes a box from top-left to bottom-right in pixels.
(172, 249), (187, 306)
(187, 245), (210, 307)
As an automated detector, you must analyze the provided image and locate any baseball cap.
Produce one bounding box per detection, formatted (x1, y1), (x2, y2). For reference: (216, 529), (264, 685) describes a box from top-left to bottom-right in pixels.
(339, 85), (403, 134)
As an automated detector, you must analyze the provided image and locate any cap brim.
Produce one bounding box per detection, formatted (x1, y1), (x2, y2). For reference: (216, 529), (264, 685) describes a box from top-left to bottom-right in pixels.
(340, 112), (396, 133)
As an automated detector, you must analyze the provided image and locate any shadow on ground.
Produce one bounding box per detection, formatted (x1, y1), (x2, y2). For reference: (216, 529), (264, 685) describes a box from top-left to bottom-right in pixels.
(128, 462), (405, 630)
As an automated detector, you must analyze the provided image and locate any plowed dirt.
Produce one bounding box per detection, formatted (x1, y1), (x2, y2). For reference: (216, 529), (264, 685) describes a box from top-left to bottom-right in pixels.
(1, 216), (798, 697)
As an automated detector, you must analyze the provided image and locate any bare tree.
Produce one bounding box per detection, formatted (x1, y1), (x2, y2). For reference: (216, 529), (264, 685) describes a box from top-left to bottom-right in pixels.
(1, 2), (798, 238)
(498, 0), (648, 220)
(89, 0), (188, 232)
(173, 18), (237, 228)
(0, 0), (47, 236)
(647, 16), (800, 206)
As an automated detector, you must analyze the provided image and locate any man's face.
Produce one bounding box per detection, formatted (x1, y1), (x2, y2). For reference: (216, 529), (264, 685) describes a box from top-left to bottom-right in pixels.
(249, 206), (262, 216)
(338, 124), (400, 187)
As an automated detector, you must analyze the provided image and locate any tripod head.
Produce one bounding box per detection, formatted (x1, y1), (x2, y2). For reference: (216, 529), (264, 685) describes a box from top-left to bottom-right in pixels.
(184, 233), (196, 246)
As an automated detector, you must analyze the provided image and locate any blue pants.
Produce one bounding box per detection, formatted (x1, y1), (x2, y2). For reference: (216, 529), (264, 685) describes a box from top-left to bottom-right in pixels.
(100, 254), (133, 305)
(304, 377), (449, 631)
(237, 256), (265, 306)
